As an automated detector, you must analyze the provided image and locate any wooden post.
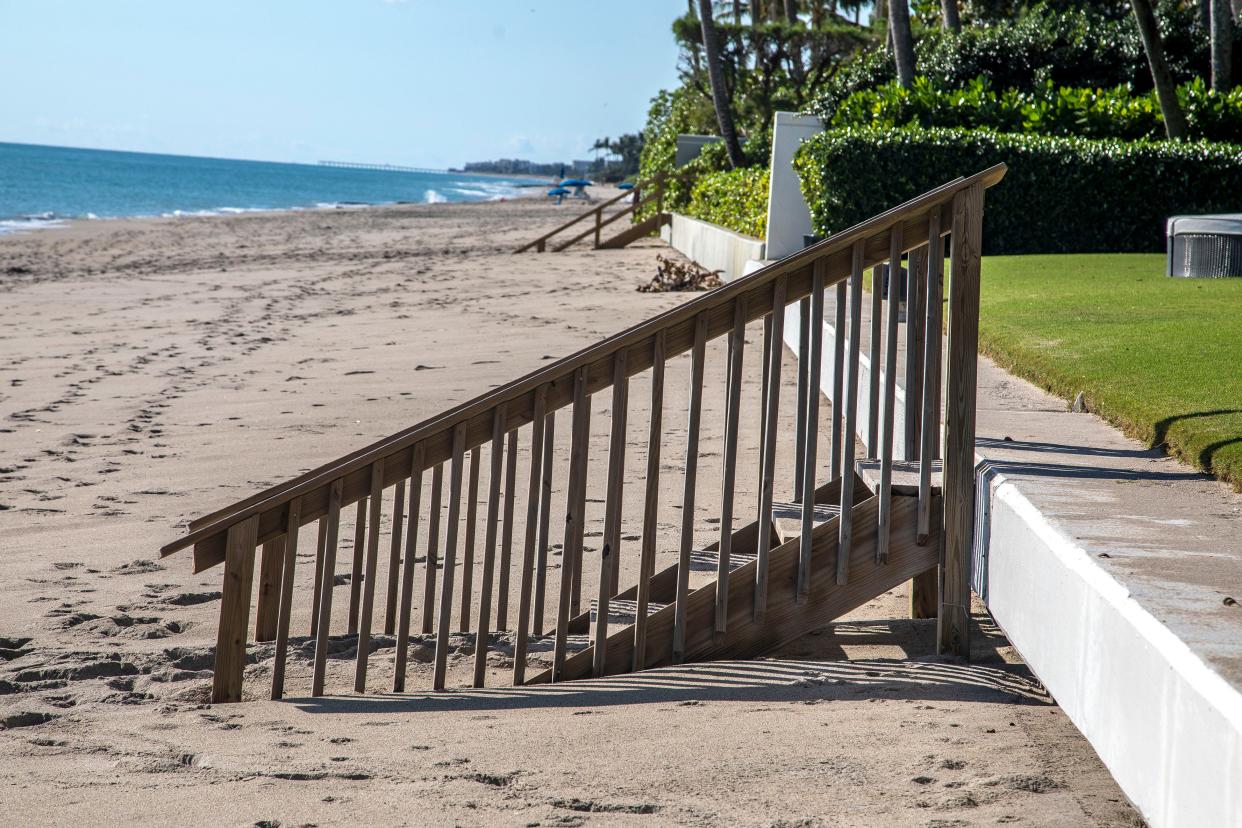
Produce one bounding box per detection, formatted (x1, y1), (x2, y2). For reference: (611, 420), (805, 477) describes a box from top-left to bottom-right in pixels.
(939, 183), (984, 657)
(594, 352), (629, 677)
(394, 445), (425, 692)
(421, 463), (444, 634)
(254, 536), (284, 643)
(673, 315), (707, 663)
(876, 226), (903, 565)
(383, 479), (406, 636)
(633, 331), (665, 671)
(867, 265), (883, 456)
(348, 498), (366, 635)
(532, 411), (555, 635)
(594, 206), (602, 248)
(836, 242), (865, 585)
(312, 480), (343, 697)
(309, 517), (328, 637)
(459, 447), (481, 632)
(913, 212), (945, 619)
(754, 276), (787, 623)
(353, 461), (385, 692)
(473, 406), (506, 688)
(211, 515), (260, 704)
(553, 370), (590, 681)
(271, 497), (302, 700)
(798, 261), (826, 600)
(830, 281), (847, 479)
(433, 426), (467, 690)
(794, 297), (810, 502)
(514, 386), (548, 685)
(905, 247), (928, 461)
(496, 429), (518, 630)
(715, 301), (747, 635)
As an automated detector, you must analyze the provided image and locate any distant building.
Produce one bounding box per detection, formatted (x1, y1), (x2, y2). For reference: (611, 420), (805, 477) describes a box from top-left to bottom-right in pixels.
(461, 158), (566, 177)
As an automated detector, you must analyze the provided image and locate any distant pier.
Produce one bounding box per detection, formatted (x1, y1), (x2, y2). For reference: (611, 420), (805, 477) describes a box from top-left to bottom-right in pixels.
(318, 160), (447, 175)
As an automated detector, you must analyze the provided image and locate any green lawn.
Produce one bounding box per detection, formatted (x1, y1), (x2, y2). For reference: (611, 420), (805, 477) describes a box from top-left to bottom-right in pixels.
(977, 254), (1242, 491)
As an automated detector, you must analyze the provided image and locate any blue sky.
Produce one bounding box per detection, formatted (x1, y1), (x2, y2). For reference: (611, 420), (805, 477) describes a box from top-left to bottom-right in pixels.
(0, 1), (685, 167)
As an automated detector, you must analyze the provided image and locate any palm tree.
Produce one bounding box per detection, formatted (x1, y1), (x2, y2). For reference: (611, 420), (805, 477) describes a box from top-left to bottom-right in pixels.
(1130, 0), (1189, 139)
(697, 0), (747, 168)
(784, 0), (799, 23)
(942, 0), (962, 31)
(888, 0), (917, 88)
(1212, 0), (1233, 91)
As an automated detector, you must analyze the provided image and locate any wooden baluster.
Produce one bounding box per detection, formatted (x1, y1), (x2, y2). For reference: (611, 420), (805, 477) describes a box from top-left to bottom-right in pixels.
(794, 298), (810, 502)
(754, 276), (787, 622)
(634, 331), (665, 671)
(940, 183), (985, 657)
(347, 498), (366, 634)
(394, 445), (425, 692)
(211, 514), (260, 704)
(514, 386), (549, 685)
(309, 516), (328, 637)
(383, 479), (406, 636)
(877, 226), (904, 565)
(271, 496), (303, 700)
(867, 265), (883, 456)
(594, 352), (629, 677)
(830, 281), (847, 479)
(715, 300), (747, 636)
(758, 312), (772, 518)
(255, 536), (284, 643)
(433, 426), (467, 690)
(836, 242), (865, 585)
(673, 314), (707, 663)
(553, 369), (590, 681)
(473, 406), (506, 688)
(905, 247), (928, 461)
(496, 429), (518, 630)
(798, 261), (827, 600)
(594, 206), (603, 247)
(354, 460), (385, 692)
(918, 211), (945, 547)
(532, 410), (555, 635)
(459, 447), (481, 632)
(420, 463), (444, 634)
(312, 479), (344, 697)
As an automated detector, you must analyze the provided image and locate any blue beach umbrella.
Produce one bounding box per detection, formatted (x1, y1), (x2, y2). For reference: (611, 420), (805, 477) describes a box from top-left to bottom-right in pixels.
(547, 187), (571, 196)
(559, 178), (591, 188)
(617, 182), (634, 190)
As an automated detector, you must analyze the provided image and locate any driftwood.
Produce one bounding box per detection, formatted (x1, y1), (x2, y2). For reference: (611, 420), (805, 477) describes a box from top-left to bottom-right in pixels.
(638, 255), (723, 293)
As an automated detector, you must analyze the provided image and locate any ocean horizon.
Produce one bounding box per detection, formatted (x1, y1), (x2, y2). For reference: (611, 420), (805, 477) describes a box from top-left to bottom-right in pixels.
(0, 141), (546, 234)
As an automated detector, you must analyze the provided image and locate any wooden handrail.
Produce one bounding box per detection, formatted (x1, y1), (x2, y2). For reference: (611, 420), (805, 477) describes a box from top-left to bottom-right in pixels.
(166, 163), (1005, 571)
(164, 165), (1004, 703)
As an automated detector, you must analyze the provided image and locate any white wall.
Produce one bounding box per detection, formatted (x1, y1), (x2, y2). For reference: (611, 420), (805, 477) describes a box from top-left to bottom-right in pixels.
(764, 112), (824, 261)
(661, 213), (765, 282)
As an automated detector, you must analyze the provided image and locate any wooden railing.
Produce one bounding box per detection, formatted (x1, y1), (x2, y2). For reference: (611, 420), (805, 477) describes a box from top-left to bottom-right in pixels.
(513, 176), (672, 254)
(161, 164), (1005, 703)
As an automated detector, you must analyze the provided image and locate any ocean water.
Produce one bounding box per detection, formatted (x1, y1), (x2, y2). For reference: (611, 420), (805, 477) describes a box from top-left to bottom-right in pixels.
(0, 142), (543, 234)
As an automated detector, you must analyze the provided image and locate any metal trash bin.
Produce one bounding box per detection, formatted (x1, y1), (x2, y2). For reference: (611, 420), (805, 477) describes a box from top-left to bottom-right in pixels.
(1167, 214), (1242, 277)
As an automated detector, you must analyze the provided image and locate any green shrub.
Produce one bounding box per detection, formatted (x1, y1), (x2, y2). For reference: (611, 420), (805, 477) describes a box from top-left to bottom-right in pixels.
(636, 87), (720, 218)
(794, 127), (1242, 254)
(812, 1), (1221, 117)
(829, 76), (1242, 142)
(685, 166), (770, 239)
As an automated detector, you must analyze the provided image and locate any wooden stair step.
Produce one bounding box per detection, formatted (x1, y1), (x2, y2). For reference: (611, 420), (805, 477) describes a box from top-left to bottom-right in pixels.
(771, 501), (842, 545)
(854, 459), (941, 497)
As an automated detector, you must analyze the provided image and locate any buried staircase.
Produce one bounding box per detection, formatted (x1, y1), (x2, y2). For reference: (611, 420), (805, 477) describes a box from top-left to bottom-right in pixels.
(512, 176), (674, 253)
(159, 165), (1005, 704)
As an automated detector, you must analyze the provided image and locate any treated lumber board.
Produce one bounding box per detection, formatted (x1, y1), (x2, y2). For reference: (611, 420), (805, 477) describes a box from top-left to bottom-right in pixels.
(794, 298), (810, 502)
(867, 264), (883, 455)
(597, 212), (669, 250)
(716, 301), (747, 635)
(473, 407), (506, 688)
(673, 313), (706, 662)
(347, 498), (366, 635)
(459, 447), (481, 632)
(836, 243), (865, 584)
(170, 165), (1007, 572)
(633, 329), (665, 672)
(877, 225), (904, 565)
(830, 280), (847, 480)
(353, 461), (385, 692)
(433, 426), (467, 690)
(905, 245), (928, 461)
(940, 182), (985, 657)
(594, 353), (629, 677)
(496, 429), (518, 630)
(420, 463), (444, 635)
(383, 479), (406, 636)
(532, 410), (556, 636)
(309, 516), (329, 637)
(513, 386), (548, 685)
(393, 445), (425, 692)
(311, 480), (343, 697)
(857, 459), (942, 497)
(798, 260), (827, 600)
(918, 212), (945, 546)
(211, 515), (260, 704)
(754, 276), (787, 622)
(552, 370), (590, 682)
(254, 536), (284, 643)
(529, 494), (939, 684)
(271, 497), (302, 700)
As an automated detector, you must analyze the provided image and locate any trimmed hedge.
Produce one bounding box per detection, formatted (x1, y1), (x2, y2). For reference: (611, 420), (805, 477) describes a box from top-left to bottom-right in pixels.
(829, 77), (1242, 143)
(794, 127), (1242, 254)
(686, 166), (770, 239)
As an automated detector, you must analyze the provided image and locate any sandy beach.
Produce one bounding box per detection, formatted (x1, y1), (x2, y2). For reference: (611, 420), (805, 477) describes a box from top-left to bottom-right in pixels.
(0, 196), (1140, 826)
